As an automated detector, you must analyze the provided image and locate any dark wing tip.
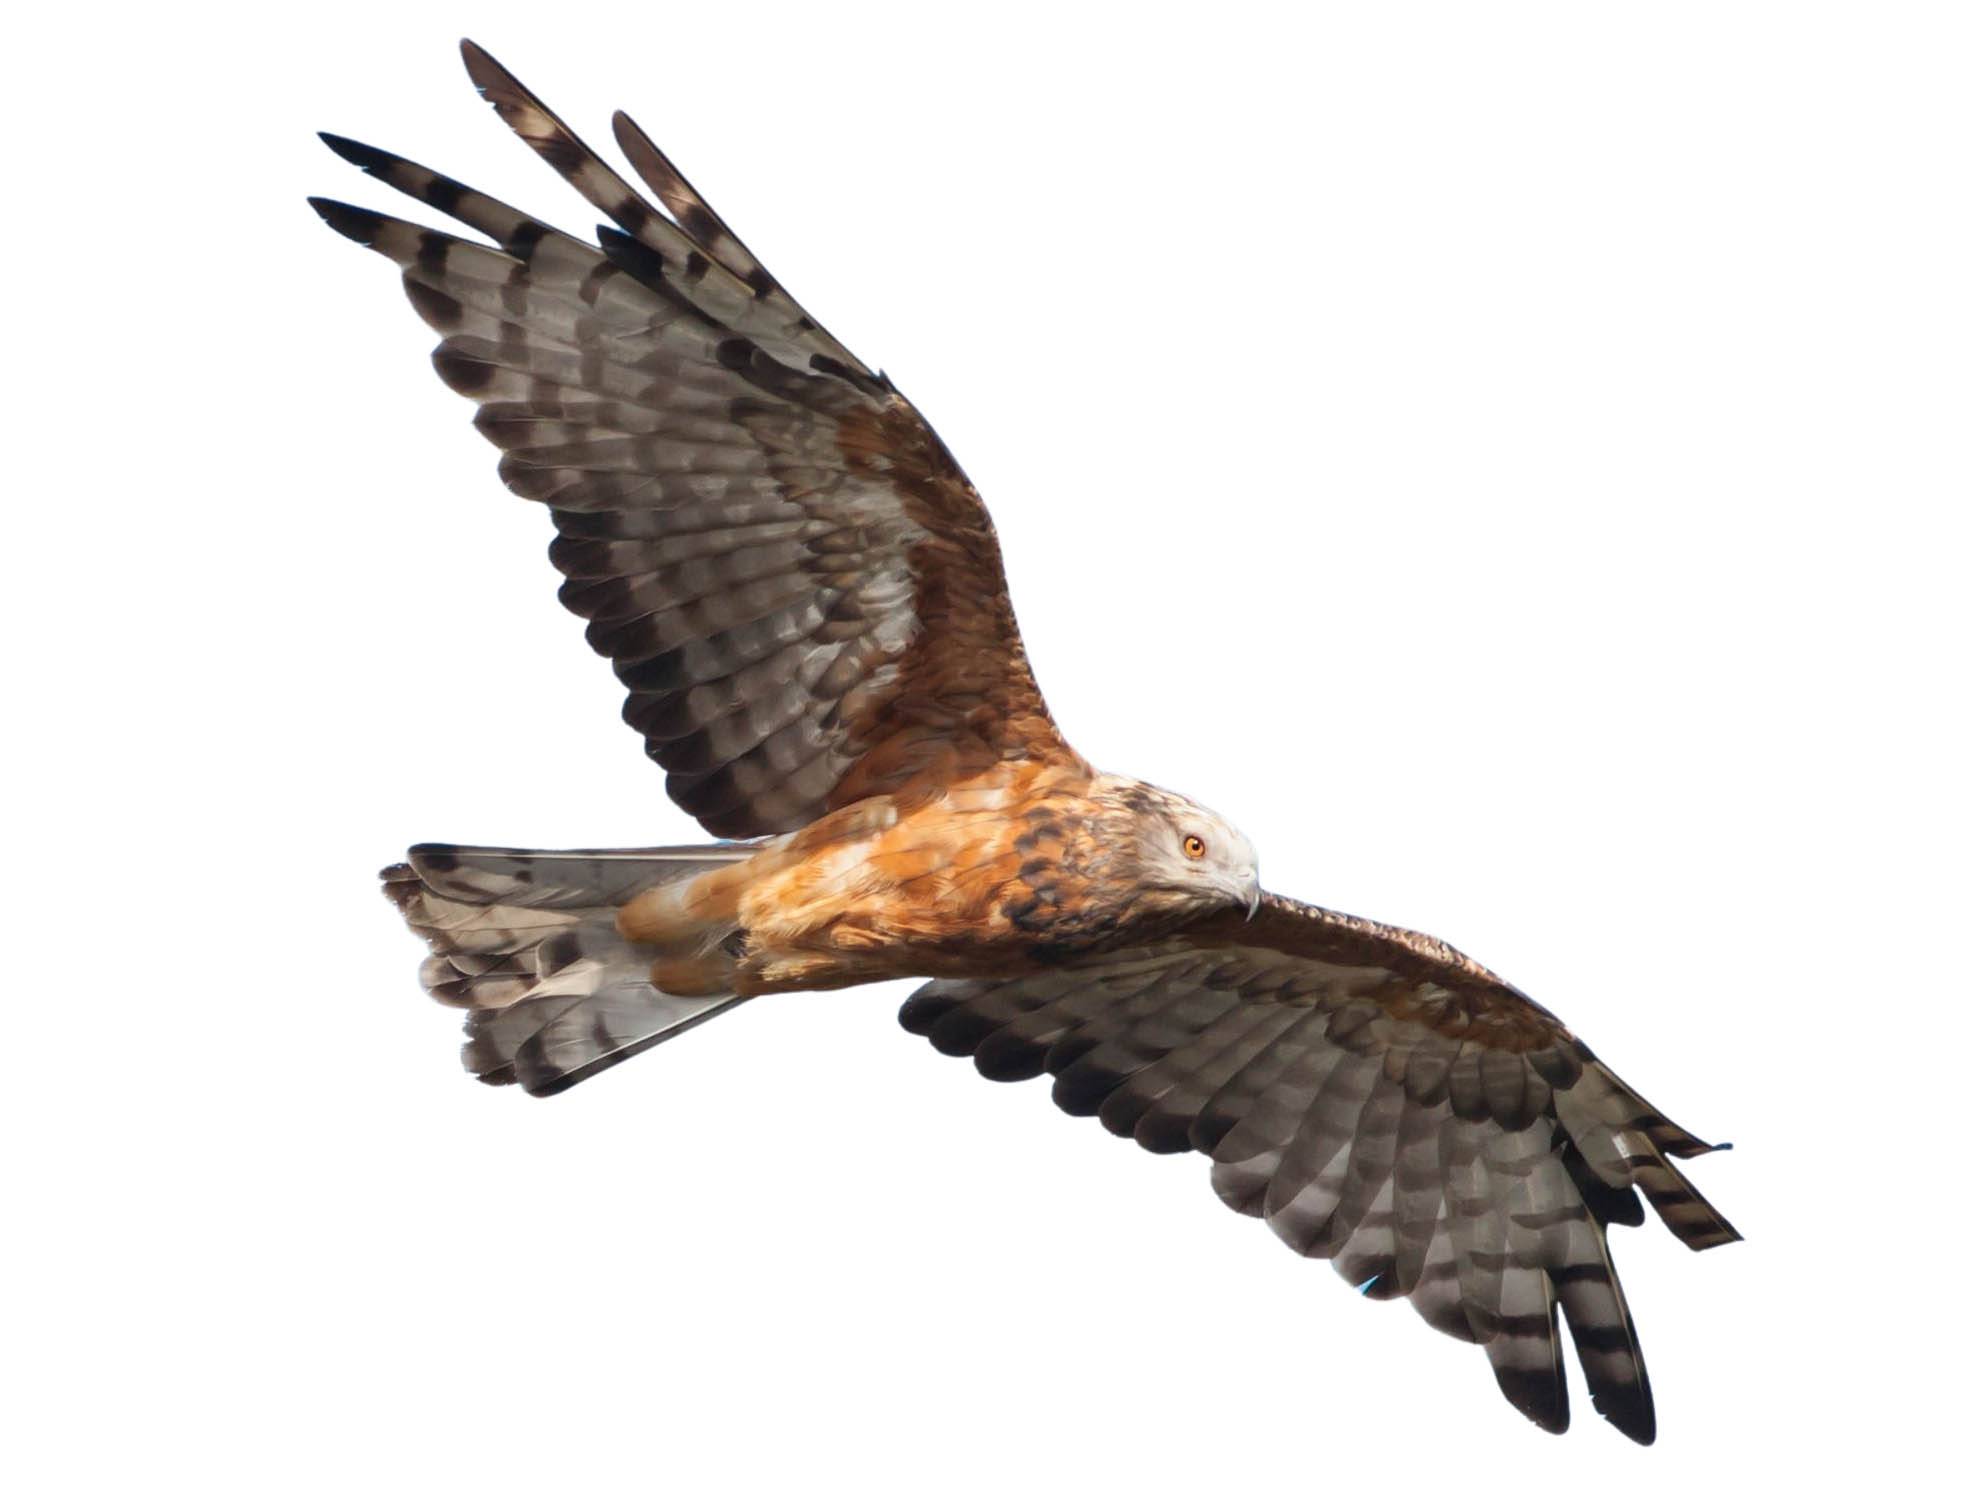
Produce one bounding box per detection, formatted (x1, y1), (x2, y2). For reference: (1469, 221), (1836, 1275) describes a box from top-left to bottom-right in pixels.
(899, 983), (966, 1037)
(1598, 1396), (1658, 1447)
(318, 132), (396, 174)
(459, 37), (516, 101)
(308, 196), (382, 244)
(1507, 1387), (1572, 1438)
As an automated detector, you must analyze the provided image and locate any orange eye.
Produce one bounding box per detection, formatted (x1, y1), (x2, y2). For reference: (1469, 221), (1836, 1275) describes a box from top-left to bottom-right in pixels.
(1182, 834), (1207, 860)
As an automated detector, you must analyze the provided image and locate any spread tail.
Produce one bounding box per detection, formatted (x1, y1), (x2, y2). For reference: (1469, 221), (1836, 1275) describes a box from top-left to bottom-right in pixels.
(381, 843), (754, 1095)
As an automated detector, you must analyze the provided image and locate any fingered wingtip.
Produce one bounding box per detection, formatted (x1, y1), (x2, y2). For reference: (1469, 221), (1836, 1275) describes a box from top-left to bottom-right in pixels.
(308, 196), (380, 244)
(1590, 1394), (1657, 1448)
(318, 132), (388, 173)
(459, 37), (504, 97)
(611, 108), (654, 150)
(1613, 1413), (1657, 1448)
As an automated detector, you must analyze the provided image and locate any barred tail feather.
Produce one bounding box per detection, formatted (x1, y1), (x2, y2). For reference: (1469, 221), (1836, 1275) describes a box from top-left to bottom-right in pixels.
(381, 843), (752, 1095)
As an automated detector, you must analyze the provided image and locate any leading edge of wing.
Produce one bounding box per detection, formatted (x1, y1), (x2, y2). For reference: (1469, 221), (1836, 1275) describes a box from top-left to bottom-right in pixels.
(899, 889), (1738, 1442)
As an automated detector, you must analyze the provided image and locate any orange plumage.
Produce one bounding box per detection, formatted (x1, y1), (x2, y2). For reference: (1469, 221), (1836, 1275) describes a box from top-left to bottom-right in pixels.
(335, 42), (1737, 1445)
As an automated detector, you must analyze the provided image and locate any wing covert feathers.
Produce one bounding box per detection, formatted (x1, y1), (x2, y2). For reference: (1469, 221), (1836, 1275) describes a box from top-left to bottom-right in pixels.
(329, 43), (1737, 1445)
(316, 42), (1072, 839)
(899, 894), (1737, 1443)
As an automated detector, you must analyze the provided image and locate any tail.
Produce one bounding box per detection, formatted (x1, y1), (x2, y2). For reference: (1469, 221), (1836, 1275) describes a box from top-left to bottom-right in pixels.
(381, 842), (754, 1096)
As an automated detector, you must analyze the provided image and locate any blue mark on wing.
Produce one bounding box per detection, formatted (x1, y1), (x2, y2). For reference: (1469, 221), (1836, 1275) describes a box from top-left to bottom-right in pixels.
(1356, 1275), (1381, 1296)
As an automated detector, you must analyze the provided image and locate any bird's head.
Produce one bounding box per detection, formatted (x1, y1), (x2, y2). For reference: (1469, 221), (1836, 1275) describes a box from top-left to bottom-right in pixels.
(1093, 776), (1261, 924)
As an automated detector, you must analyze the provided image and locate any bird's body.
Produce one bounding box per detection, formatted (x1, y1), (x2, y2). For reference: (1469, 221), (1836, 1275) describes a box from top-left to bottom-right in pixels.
(321, 40), (1738, 1445)
(618, 762), (1259, 993)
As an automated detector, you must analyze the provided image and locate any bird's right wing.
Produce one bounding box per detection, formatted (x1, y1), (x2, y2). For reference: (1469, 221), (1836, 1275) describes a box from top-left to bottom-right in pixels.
(313, 42), (1077, 839)
(899, 892), (1738, 1444)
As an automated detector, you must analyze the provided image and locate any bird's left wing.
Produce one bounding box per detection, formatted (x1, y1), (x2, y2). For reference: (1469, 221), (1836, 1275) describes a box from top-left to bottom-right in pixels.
(312, 43), (1075, 839)
(899, 893), (1737, 1444)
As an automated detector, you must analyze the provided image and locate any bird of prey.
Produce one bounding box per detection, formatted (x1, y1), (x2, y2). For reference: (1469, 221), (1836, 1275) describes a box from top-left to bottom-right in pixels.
(313, 41), (1738, 1445)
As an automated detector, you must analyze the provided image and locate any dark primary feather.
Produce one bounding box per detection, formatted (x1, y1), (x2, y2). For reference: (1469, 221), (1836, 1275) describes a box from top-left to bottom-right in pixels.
(314, 42), (1070, 839)
(899, 893), (1738, 1444)
(325, 43), (1737, 1445)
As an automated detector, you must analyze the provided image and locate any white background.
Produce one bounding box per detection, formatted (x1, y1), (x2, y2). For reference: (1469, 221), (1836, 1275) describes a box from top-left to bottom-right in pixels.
(9, 3), (1977, 1481)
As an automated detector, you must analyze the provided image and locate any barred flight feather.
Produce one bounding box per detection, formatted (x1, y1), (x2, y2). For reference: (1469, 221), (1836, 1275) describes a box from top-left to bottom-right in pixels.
(325, 44), (1738, 1447)
(899, 893), (1737, 1444)
(314, 41), (1070, 839)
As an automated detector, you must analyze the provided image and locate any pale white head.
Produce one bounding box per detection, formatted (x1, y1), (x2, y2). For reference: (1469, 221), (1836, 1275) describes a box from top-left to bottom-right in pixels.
(1095, 775), (1262, 922)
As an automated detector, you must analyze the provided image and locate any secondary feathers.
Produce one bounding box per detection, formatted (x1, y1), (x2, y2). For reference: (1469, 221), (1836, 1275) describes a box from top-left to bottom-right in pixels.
(321, 41), (1738, 1445)
(313, 42), (1066, 839)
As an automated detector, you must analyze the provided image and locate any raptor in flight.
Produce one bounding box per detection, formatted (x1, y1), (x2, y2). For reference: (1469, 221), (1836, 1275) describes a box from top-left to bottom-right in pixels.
(314, 41), (1738, 1445)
